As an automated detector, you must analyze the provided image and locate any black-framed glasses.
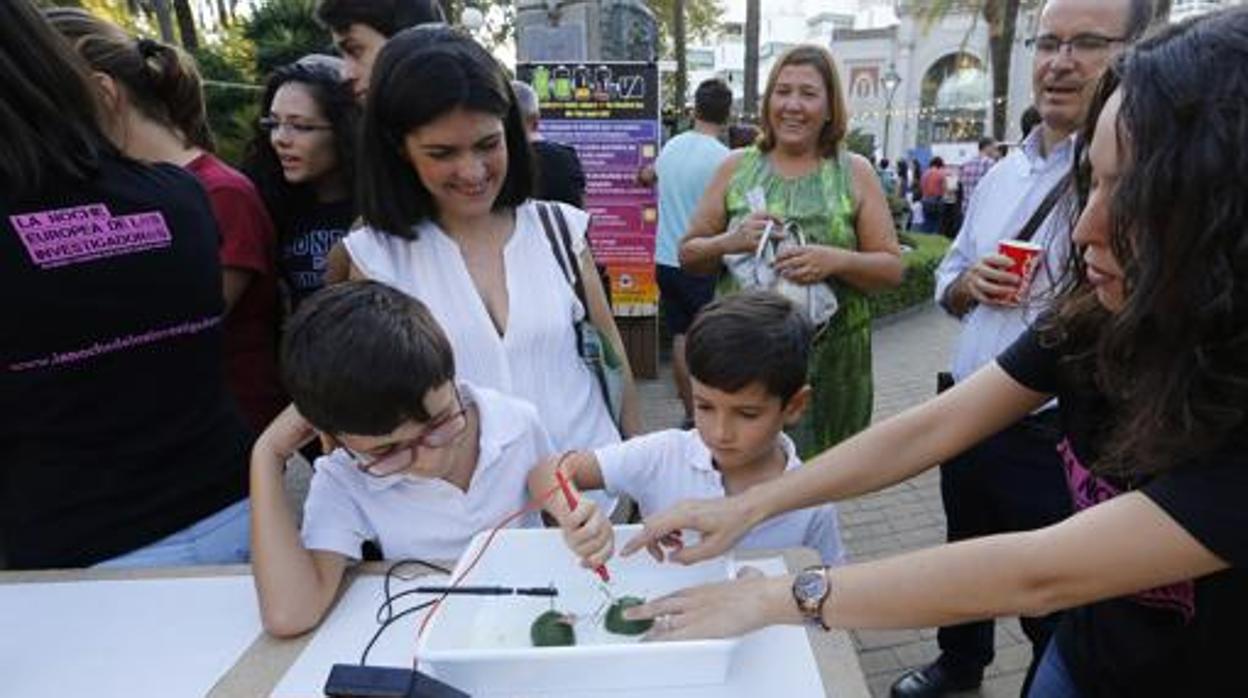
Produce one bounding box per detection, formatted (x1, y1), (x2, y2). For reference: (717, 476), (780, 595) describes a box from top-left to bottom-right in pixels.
(343, 386), (470, 477)
(258, 116), (334, 137)
(1025, 33), (1127, 57)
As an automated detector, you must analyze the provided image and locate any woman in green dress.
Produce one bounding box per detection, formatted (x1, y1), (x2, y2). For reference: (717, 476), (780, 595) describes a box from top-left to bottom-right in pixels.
(679, 45), (902, 455)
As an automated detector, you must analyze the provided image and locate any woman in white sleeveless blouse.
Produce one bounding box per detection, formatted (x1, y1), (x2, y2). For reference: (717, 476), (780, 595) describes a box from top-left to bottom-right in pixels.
(340, 28), (640, 471)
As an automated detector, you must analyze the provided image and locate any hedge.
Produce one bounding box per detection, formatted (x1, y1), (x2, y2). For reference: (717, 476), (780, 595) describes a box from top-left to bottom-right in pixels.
(868, 231), (951, 319)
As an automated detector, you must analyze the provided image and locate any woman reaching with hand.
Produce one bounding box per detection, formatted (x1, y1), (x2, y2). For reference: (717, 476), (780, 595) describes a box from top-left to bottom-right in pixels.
(621, 11), (1248, 696)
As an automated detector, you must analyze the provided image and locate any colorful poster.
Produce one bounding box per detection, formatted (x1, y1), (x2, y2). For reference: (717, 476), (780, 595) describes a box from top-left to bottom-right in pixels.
(517, 62), (660, 316)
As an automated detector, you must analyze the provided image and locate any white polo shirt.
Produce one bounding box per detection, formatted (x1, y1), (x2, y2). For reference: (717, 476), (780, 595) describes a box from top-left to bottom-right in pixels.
(594, 429), (845, 564)
(301, 382), (551, 561)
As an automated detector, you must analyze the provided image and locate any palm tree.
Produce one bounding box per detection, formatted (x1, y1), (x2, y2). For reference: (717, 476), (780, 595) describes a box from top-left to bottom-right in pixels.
(673, 0), (687, 120)
(743, 0), (759, 118)
(173, 0), (199, 50)
(151, 0), (177, 42)
(242, 0), (332, 75)
(917, 0), (1025, 141)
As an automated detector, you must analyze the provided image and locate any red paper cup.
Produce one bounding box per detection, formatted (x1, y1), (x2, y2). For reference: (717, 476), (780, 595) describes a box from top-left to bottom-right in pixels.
(998, 240), (1044, 302)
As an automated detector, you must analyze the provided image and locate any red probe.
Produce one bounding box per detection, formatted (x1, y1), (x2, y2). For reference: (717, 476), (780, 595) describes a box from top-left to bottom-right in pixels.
(554, 468), (611, 583)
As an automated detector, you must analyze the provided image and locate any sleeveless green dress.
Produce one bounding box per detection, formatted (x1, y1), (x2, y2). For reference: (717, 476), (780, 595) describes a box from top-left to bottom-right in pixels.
(724, 146), (873, 456)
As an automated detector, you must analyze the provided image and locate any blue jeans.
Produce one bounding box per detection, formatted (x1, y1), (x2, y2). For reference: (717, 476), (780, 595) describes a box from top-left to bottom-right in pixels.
(94, 499), (251, 569)
(1028, 641), (1082, 698)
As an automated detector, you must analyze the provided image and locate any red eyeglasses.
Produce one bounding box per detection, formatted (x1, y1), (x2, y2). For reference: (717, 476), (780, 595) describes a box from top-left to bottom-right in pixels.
(343, 386), (469, 477)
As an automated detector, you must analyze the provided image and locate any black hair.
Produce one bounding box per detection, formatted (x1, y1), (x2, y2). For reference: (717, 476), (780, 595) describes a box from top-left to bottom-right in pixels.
(1048, 6), (1248, 476)
(879, 158), (891, 169)
(977, 137), (996, 150)
(0, 0), (113, 199)
(282, 280), (456, 436)
(686, 291), (812, 403)
(727, 122), (759, 149)
(693, 78), (733, 125)
(315, 0), (446, 36)
(244, 59), (359, 240)
(357, 27), (533, 238)
(929, 156), (945, 168)
(47, 7), (215, 152)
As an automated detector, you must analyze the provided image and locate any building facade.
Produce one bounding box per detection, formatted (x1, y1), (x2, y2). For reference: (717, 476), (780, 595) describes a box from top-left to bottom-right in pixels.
(670, 0), (1242, 162)
(1172, 0), (1243, 22)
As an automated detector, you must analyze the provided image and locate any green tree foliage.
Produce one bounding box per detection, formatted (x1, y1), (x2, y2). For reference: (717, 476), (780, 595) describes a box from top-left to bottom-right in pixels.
(242, 0), (332, 76)
(648, 0), (721, 50)
(194, 43), (260, 165)
(648, 0), (721, 118)
(845, 127), (877, 160)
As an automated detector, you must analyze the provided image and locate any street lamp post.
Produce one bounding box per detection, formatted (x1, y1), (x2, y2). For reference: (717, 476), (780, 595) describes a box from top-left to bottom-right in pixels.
(881, 63), (902, 161)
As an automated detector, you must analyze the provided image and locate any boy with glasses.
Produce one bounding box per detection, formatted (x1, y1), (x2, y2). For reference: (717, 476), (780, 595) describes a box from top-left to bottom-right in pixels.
(249, 281), (556, 637)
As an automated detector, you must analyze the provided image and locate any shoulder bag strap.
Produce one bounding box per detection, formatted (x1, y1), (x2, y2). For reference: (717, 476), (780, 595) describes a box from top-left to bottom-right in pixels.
(536, 202), (576, 288)
(549, 203), (591, 312)
(1015, 172), (1073, 243)
(536, 202), (591, 349)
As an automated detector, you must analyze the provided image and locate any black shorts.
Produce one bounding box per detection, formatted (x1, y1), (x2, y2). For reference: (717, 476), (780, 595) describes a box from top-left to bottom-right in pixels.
(657, 264), (716, 335)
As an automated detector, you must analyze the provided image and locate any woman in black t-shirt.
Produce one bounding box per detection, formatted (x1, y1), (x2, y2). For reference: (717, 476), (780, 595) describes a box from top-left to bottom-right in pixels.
(244, 58), (359, 311)
(0, 0), (251, 569)
(582, 11), (1248, 698)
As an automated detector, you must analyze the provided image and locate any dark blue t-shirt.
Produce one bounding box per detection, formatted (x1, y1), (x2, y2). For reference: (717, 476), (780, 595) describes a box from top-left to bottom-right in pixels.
(998, 326), (1248, 697)
(278, 198), (355, 310)
(1, 155), (251, 568)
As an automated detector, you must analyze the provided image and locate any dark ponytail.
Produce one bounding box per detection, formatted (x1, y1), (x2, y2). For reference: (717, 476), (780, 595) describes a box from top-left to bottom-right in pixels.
(133, 35), (215, 151)
(46, 7), (215, 152)
(0, 0), (113, 198)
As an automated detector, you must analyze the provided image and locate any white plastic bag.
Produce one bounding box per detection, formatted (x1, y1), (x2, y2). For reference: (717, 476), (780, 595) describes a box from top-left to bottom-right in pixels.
(724, 220), (839, 327)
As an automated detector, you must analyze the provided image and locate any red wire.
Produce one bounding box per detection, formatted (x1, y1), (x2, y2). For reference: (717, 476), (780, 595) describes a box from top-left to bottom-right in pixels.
(411, 452), (581, 667)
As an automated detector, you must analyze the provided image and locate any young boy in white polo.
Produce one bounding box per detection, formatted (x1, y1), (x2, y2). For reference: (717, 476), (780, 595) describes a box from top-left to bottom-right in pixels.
(250, 281), (560, 637)
(535, 291), (845, 567)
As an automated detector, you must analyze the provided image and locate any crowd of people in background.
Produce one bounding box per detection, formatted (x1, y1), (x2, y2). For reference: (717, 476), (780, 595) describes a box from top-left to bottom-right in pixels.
(4, 0), (1246, 696)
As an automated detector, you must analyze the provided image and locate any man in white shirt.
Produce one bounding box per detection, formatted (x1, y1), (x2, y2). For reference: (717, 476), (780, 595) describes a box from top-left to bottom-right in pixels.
(892, 1), (1165, 696)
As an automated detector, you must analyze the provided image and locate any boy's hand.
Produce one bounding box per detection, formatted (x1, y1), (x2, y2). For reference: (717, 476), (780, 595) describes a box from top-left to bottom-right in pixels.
(558, 499), (615, 570)
(254, 404), (318, 468)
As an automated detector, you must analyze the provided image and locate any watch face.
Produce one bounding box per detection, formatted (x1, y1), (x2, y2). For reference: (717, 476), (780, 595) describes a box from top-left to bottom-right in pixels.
(795, 569), (828, 603)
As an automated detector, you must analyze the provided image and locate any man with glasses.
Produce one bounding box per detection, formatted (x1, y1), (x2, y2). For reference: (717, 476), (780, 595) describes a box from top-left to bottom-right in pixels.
(249, 281), (559, 638)
(892, 1), (1167, 696)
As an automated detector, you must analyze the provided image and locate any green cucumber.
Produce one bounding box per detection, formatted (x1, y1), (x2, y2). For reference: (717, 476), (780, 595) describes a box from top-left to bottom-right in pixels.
(530, 610), (576, 646)
(604, 596), (653, 635)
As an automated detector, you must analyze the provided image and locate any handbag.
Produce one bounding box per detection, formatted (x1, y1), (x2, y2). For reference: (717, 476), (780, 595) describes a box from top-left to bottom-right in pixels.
(535, 202), (625, 436)
(723, 219), (839, 327)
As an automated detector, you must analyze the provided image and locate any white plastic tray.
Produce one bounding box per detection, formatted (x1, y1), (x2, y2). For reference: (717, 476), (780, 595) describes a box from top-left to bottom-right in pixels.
(416, 525), (739, 693)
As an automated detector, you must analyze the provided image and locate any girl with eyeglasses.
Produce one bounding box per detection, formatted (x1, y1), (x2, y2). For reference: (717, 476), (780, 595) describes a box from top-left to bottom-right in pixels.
(244, 58), (360, 312)
(48, 8), (286, 438)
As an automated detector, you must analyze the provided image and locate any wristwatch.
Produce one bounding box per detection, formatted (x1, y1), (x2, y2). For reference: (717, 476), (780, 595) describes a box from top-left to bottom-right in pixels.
(791, 565), (832, 630)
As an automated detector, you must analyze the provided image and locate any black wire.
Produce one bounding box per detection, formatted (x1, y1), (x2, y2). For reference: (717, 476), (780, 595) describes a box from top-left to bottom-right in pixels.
(359, 558), (454, 666)
(359, 599), (437, 666)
